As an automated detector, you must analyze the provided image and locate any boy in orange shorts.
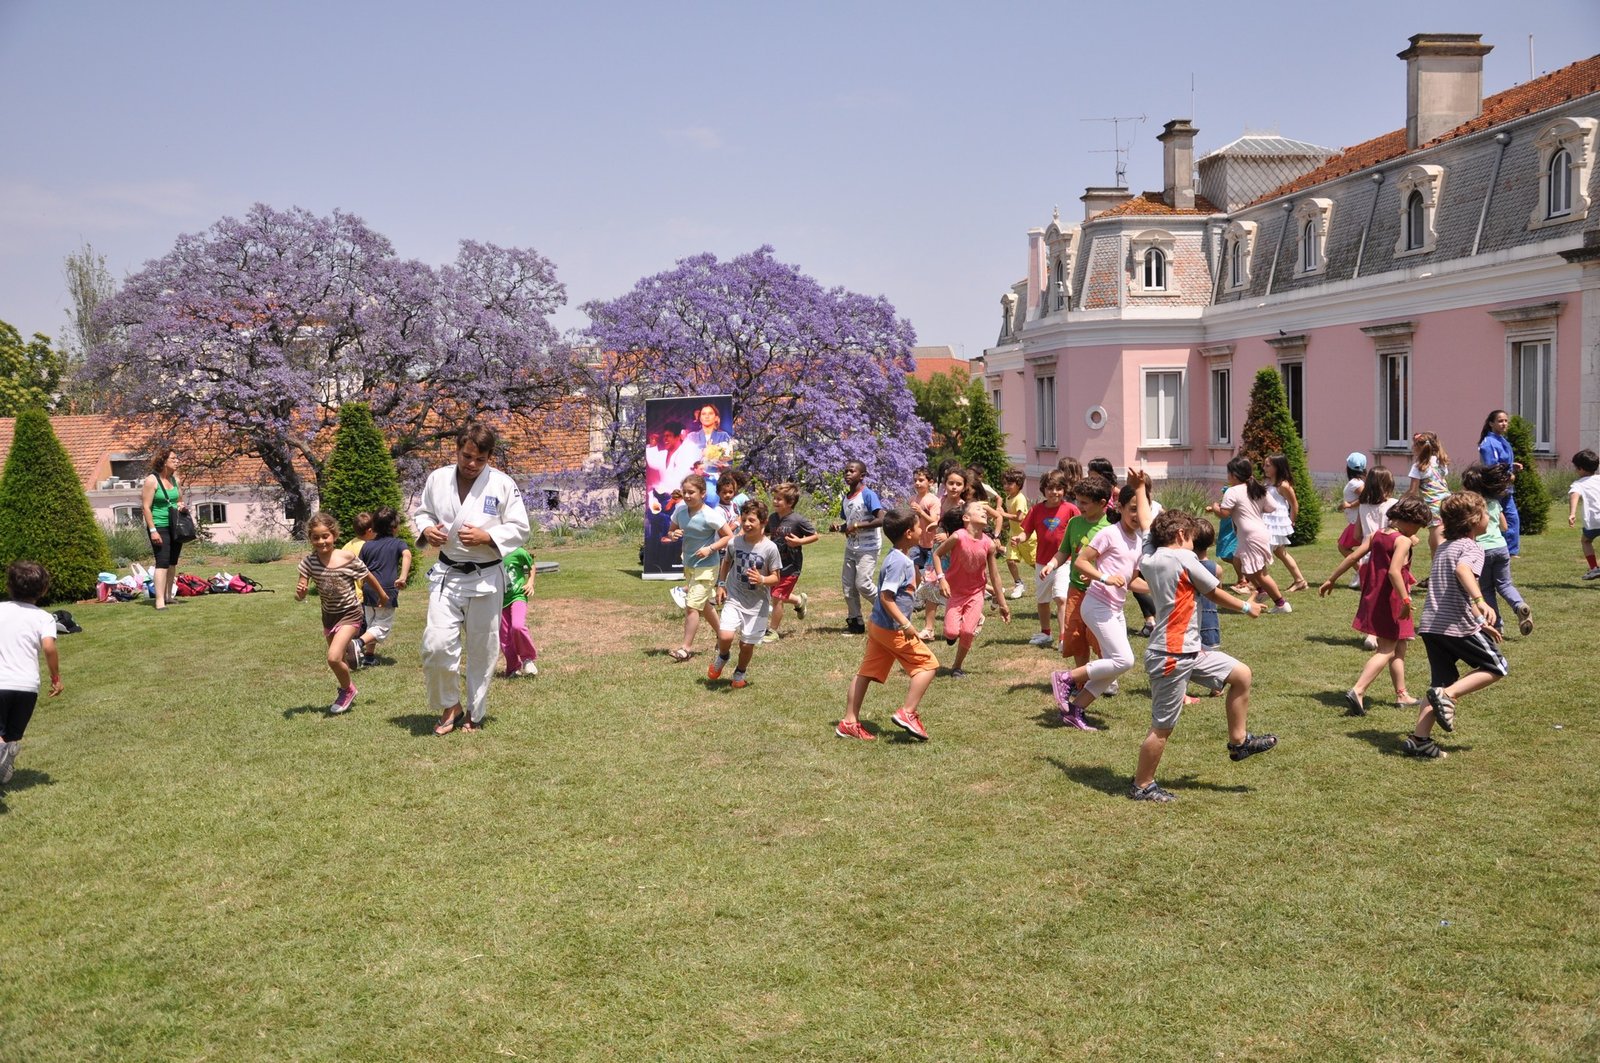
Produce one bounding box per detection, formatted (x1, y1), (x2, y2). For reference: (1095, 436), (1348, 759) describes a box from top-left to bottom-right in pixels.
(836, 508), (938, 741)
(1043, 475), (1111, 667)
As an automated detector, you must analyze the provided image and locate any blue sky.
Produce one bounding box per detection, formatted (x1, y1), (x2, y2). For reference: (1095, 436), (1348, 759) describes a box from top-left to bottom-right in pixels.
(2, 0), (1595, 365)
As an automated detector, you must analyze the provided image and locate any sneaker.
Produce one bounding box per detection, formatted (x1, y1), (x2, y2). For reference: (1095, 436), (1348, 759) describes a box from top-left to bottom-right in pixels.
(760, 630), (780, 644)
(1426, 687), (1456, 732)
(708, 655), (728, 681)
(1062, 708), (1099, 731)
(892, 707), (930, 741)
(1227, 733), (1278, 761)
(949, 667), (968, 679)
(1269, 602), (1292, 614)
(795, 592), (809, 619)
(1362, 635), (1379, 651)
(329, 685), (357, 715)
(1007, 582), (1026, 600)
(843, 618), (865, 636)
(1105, 680), (1120, 697)
(1343, 689), (1367, 716)
(1515, 602), (1533, 636)
(1129, 781), (1176, 802)
(346, 641), (363, 671)
(0, 740), (15, 784)
(1137, 620), (1154, 638)
(835, 719), (875, 741)
(730, 671), (748, 688)
(1585, 567), (1600, 581)
(670, 585), (688, 609)
(916, 628), (933, 641)
(1402, 734), (1448, 759)
(1028, 632), (1054, 647)
(1349, 576), (1362, 590)
(1051, 670), (1078, 713)
(519, 661), (539, 677)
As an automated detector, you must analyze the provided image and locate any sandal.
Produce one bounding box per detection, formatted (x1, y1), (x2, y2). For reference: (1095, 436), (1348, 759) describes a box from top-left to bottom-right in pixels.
(433, 707), (463, 736)
(1342, 689), (1366, 716)
(1395, 693), (1422, 708)
(1228, 733), (1279, 761)
(461, 717), (481, 732)
(1288, 580), (1310, 592)
(669, 647), (691, 662)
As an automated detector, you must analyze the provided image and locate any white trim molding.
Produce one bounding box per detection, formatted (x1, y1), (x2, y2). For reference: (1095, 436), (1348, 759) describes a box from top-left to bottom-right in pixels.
(1395, 164), (1446, 257)
(1294, 197), (1334, 275)
(1530, 117), (1598, 229)
(1130, 228), (1176, 296)
(1224, 220), (1258, 291)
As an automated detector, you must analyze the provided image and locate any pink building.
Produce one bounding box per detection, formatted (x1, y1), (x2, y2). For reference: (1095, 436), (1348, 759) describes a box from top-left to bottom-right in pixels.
(985, 34), (1600, 487)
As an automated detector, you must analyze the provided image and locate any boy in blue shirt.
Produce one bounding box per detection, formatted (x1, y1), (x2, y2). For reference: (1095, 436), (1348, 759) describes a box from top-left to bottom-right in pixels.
(830, 460), (885, 635)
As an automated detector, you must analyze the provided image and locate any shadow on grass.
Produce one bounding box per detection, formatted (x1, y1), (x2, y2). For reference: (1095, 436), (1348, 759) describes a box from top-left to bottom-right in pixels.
(1303, 633), (1365, 648)
(1028, 705), (1113, 731)
(0, 768), (56, 812)
(389, 713), (445, 736)
(283, 703), (329, 720)
(1046, 757), (1250, 796)
(1347, 728), (1473, 758)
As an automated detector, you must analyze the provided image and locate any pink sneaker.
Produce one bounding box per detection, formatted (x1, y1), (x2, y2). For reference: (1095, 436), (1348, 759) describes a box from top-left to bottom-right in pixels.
(1062, 708), (1099, 731)
(329, 685), (357, 715)
(835, 719), (875, 741)
(892, 707), (929, 741)
(1050, 670), (1077, 714)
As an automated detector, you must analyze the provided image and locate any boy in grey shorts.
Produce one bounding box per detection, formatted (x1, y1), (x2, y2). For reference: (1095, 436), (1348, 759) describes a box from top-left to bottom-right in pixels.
(1132, 511), (1275, 803)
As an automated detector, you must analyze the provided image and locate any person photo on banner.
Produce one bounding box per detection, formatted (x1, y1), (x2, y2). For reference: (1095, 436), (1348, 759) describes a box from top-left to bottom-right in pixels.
(684, 403), (734, 492)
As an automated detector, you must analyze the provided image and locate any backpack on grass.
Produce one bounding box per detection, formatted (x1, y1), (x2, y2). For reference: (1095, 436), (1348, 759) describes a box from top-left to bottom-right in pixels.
(175, 573), (211, 597)
(228, 574), (271, 594)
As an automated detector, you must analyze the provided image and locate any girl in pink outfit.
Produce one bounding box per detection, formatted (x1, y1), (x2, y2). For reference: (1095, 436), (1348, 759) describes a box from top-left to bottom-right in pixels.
(1209, 456), (1291, 614)
(932, 501), (1011, 677)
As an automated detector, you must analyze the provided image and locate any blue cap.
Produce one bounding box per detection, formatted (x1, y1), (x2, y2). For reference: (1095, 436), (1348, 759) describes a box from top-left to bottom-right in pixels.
(1346, 452), (1368, 471)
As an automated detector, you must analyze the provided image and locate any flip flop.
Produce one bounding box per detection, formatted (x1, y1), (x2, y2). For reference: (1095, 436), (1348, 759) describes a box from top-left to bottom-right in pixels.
(433, 708), (463, 736)
(669, 647), (691, 662)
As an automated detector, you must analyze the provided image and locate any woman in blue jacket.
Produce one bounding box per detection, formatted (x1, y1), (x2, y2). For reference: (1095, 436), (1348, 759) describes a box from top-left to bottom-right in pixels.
(1477, 409), (1523, 556)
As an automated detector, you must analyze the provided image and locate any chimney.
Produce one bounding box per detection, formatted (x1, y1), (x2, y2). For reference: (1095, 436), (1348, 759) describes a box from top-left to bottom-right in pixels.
(1158, 119), (1198, 209)
(1400, 33), (1492, 149)
(1081, 187), (1134, 220)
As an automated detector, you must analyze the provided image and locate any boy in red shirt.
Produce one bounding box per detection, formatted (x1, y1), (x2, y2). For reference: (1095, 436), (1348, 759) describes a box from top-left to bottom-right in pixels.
(1011, 469), (1079, 647)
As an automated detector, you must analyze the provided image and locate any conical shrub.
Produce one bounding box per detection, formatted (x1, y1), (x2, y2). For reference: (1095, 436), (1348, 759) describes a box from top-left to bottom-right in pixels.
(0, 408), (113, 603)
(1506, 415), (1550, 536)
(1239, 367), (1321, 544)
(319, 402), (408, 543)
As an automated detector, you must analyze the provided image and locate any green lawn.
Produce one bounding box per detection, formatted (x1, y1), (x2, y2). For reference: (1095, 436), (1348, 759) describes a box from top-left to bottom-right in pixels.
(3, 514), (1597, 1061)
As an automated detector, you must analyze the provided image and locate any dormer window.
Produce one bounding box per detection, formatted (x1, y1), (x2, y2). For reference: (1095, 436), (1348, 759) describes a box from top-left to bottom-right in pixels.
(1143, 250), (1166, 290)
(1223, 220), (1258, 292)
(1130, 230), (1175, 296)
(1052, 258), (1066, 310)
(1394, 164), (1444, 257)
(1294, 197), (1333, 276)
(1531, 117), (1596, 228)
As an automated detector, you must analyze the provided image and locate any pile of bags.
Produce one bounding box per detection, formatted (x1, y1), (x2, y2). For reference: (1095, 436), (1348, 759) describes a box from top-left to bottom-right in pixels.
(96, 566), (267, 602)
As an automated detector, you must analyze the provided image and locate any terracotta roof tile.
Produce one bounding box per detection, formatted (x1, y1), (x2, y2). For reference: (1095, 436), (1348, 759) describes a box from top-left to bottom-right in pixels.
(1254, 53), (1600, 205)
(1093, 191), (1222, 218)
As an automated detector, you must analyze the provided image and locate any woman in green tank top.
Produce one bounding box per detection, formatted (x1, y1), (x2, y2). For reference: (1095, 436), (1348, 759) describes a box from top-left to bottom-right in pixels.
(141, 447), (188, 610)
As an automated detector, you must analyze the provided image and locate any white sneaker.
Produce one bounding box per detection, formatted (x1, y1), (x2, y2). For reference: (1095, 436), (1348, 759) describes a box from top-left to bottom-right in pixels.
(1271, 602), (1293, 614)
(670, 586), (688, 609)
(519, 661), (539, 676)
(795, 592), (808, 619)
(1363, 635), (1378, 651)
(1028, 632), (1053, 647)
(1007, 582), (1026, 600)
(0, 740), (15, 784)
(1106, 680), (1120, 696)
(1348, 576), (1361, 589)
(1585, 568), (1600, 581)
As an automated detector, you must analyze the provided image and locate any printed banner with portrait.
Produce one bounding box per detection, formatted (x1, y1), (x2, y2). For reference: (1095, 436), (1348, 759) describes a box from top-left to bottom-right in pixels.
(642, 395), (736, 578)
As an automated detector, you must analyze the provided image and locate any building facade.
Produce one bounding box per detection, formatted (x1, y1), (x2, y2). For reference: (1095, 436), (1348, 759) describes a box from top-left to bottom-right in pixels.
(985, 34), (1600, 486)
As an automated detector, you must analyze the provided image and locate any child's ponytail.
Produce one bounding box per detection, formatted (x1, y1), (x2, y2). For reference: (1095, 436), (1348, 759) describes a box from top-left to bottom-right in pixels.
(1227, 455), (1267, 502)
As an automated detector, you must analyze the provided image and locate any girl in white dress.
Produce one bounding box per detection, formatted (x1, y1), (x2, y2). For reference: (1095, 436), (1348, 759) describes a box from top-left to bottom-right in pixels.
(1264, 455), (1309, 591)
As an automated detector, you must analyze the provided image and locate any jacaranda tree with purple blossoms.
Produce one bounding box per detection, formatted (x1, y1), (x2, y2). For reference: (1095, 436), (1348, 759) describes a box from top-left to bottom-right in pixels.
(582, 246), (929, 503)
(88, 204), (572, 536)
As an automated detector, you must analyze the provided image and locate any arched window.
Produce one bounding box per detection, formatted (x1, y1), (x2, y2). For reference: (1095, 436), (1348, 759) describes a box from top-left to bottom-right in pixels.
(1229, 239), (1243, 287)
(1301, 219), (1319, 272)
(1142, 248), (1166, 291)
(1052, 258), (1065, 310)
(1548, 148), (1573, 218)
(1405, 190), (1425, 250)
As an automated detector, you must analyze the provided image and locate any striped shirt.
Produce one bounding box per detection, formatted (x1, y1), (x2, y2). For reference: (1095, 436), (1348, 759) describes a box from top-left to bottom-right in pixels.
(299, 552), (370, 630)
(1419, 537), (1486, 638)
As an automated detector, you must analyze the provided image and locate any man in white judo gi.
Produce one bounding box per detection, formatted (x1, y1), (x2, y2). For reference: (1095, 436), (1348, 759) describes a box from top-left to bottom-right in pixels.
(413, 422), (530, 734)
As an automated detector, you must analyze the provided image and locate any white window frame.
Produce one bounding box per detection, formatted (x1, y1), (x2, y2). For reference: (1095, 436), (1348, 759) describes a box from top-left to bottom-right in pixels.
(112, 505), (143, 528)
(1223, 220), (1258, 292)
(1394, 164), (1445, 257)
(1530, 117), (1597, 228)
(1140, 367), (1187, 447)
(1294, 197), (1333, 276)
(1035, 375), (1057, 450)
(1143, 249), (1167, 291)
(1279, 360), (1306, 440)
(1209, 365), (1232, 446)
(1380, 350), (1410, 450)
(194, 501), (229, 526)
(1130, 229), (1175, 296)
(1511, 339), (1555, 453)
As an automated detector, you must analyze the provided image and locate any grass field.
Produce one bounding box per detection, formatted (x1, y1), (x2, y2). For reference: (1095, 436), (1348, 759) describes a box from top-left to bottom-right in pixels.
(3, 511), (1598, 1061)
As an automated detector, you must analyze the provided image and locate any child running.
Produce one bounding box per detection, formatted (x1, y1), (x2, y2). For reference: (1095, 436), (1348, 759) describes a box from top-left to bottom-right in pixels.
(836, 508), (938, 741)
(357, 506), (411, 664)
(0, 561), (63, 786)
(1318, 497), (1431, 714)
(933, 500), (1012, 676)
(999, 467), (1033, 600)
(500, 545), (539, 677)
(1129, 512), (1272, 802)
(763, 482), (818, 642)
(1053, 475), (1112, 670)
(667, 474), (733, 661)
(1408, 430), (1451, 561)
(296, 512), (389, 715)
(1460, 463), (1532, 637)
(1406, 491), (1508, 759)
(1012, 469), (1077, 647)
(709, 500), (783, 688)
(1569, 448), (1600, 578)
(1047, 475), (1151, 731)
(1264, 455), (1310, 591)
(1209, 456), (1291, 613)
(831, 460), (885, 636)
(1337, 453), (1369, 580)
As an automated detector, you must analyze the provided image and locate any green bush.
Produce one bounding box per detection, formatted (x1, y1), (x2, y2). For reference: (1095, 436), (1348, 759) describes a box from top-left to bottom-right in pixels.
(1543, 466), (1576, 505)
(1506, 416), (1551, 535)
(319, 402), (408, 544)
(1240, 367), (1321, 544)
(102, 525), (153, 567)
(219, 536), (291, 564)
(1155, 479), (1212, 516)
(0, 408), (113, 602)
(959, 380), (1008, 488)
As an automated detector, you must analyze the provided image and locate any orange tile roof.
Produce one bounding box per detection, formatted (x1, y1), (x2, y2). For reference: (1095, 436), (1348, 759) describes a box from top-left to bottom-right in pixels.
(911, 356), (971, 382)
(1093, 191), (1222, 218)
(1255, 53), (1600, 204)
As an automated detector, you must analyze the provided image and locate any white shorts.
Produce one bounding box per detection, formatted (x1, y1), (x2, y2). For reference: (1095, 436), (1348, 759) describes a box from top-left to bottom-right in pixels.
(363, 605), (396, 642)
(1035, 563), (1068, 604)
(719, 602), (770, 645)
